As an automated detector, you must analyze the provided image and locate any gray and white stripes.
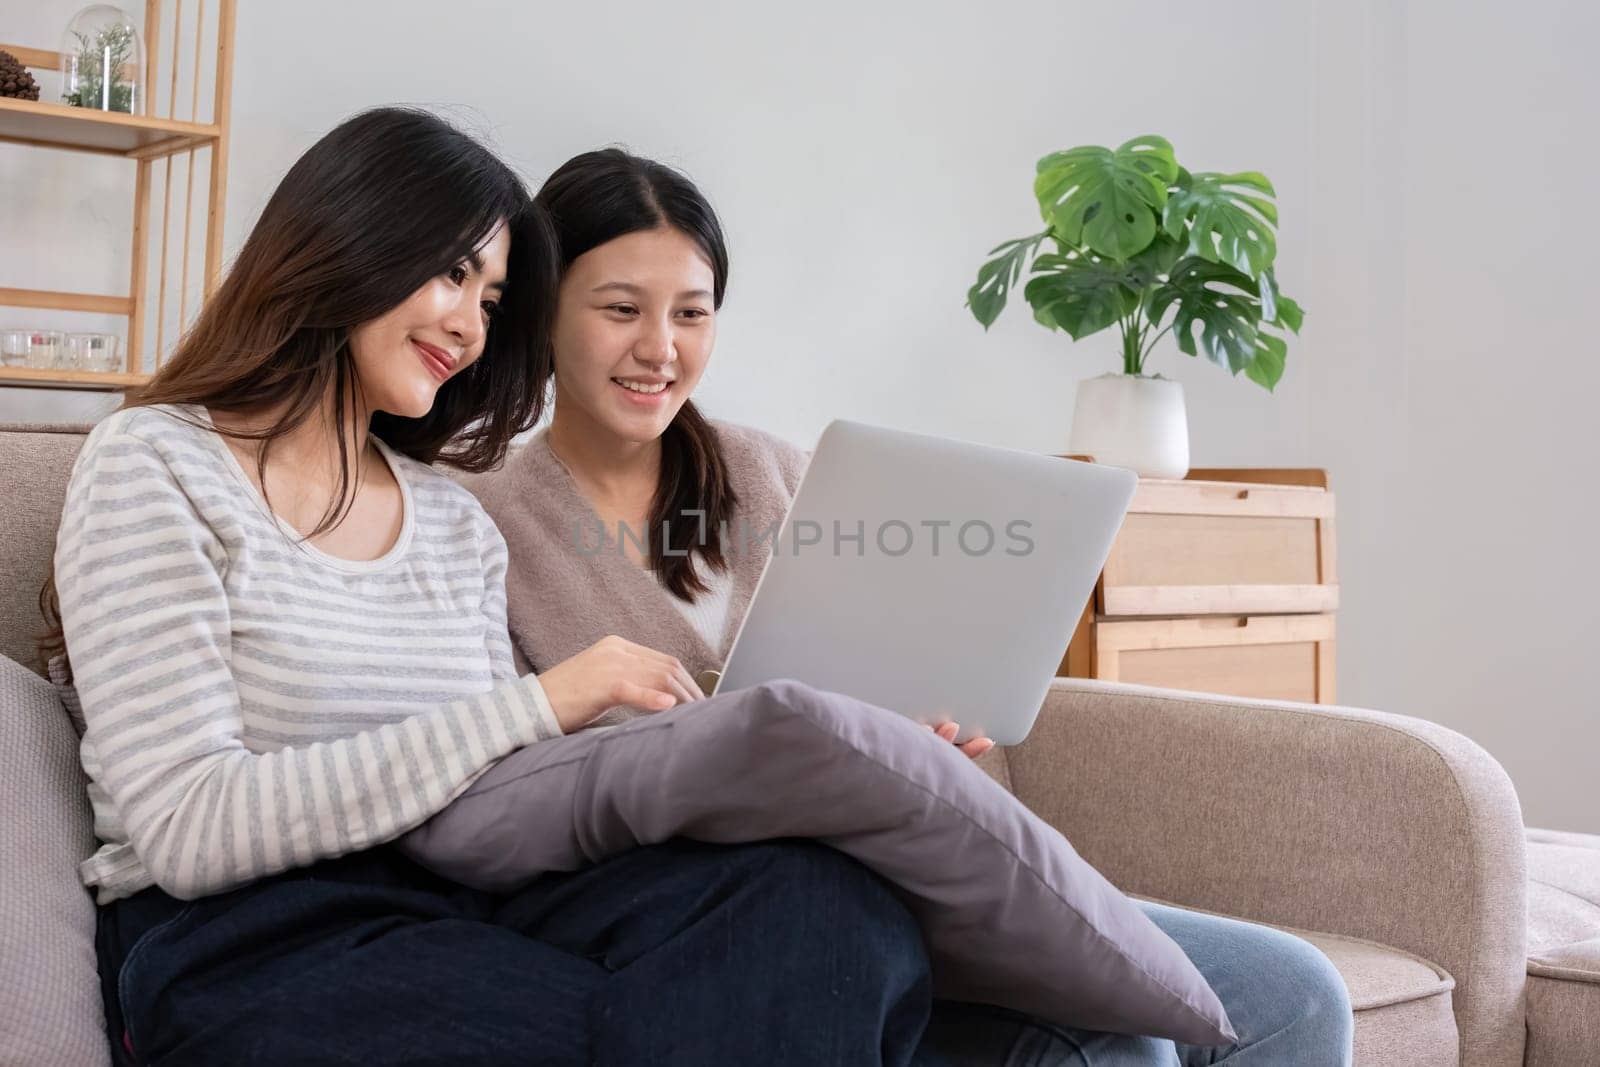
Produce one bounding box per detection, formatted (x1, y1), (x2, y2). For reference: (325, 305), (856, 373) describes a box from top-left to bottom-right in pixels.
(54, 404), (561, 904)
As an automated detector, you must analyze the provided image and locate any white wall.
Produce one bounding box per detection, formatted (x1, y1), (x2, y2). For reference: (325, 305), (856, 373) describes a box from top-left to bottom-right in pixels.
(3, 1), (1595, 829)
(1307, 0), (1600, 833)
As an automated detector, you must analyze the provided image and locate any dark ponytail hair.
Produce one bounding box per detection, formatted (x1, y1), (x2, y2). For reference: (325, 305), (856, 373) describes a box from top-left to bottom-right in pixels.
(39, 106), (557, 675)
(536, 149), (735, 601)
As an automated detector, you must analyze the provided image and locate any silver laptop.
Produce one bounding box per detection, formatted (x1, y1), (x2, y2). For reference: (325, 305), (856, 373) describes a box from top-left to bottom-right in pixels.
(711, 419), (1137, 746)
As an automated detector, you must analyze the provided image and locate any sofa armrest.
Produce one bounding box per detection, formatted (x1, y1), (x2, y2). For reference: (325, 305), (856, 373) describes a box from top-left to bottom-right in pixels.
(1007, 678), (1527, 1067)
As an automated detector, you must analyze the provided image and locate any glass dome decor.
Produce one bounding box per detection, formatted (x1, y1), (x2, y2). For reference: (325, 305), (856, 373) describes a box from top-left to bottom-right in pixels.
(59, 4), (143, 114)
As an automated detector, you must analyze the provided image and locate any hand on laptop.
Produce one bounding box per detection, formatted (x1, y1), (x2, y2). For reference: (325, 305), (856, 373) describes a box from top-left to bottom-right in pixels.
(538, 635), (706, 733)
(927, 721), (995, 760)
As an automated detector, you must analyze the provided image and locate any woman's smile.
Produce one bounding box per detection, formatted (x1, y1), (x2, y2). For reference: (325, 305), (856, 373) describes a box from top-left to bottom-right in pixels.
(612, 375), (673, 405)
(413, 339), (457, 382)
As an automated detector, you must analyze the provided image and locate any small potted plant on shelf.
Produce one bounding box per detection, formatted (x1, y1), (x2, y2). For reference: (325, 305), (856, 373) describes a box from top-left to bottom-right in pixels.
(967, 135), (1303, 478)
(60, 4), (142, 114)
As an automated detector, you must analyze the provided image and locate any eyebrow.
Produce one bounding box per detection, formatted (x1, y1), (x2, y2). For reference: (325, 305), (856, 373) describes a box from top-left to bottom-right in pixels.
(590, 281), (713, 301)
(466, 250), (506, 295)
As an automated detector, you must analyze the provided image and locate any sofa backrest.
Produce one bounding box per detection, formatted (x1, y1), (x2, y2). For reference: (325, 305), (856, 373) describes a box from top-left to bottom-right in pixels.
(1, 423), (93, 677)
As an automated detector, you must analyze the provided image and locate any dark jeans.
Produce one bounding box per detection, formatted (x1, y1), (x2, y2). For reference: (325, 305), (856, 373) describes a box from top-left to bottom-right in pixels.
(96, 837), (1072, 1066)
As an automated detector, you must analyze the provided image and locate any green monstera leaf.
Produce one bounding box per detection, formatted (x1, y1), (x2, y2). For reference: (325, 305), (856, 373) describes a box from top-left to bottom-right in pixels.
(1022, 249), (1143, 341)
(1147, 258), (1302, 390)
(1034, 136), (1178, 261)
(967, 135), (1301, 388)
(1121, 232), (1185, 290)
(966, 230), (1050, 328)
(1247, 289), (1304, 390)
(1162, 171), (1280, 279)
(971, 232), (1186, 341)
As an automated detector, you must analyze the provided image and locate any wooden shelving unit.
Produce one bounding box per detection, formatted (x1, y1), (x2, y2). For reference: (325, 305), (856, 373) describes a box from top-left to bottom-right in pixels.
(0, 95), (218, 156)
(0, 0), (236, 391)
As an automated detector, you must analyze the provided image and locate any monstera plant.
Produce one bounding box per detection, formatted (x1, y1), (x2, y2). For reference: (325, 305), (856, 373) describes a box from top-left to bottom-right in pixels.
(967, 135), (1304, 477)
(968, 135), (1302, 391)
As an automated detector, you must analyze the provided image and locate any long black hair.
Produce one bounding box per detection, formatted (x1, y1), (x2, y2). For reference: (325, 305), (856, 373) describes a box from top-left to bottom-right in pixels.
(536, 148), (735, 600)
(41, 106), (557, 675)
(135, 106), (557, 472)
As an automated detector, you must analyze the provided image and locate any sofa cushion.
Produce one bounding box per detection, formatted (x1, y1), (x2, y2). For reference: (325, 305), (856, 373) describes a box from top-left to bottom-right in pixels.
(1136, 894), (1458, 1066)
(1524, 827), (1600, 1067)
(0, 423), (91, 675)
(1294, 928), (1457, 1067)
(1525, 941), (1600, 1067)
(0, 653), (108, 1066)
(1527, 827), (1600, 950)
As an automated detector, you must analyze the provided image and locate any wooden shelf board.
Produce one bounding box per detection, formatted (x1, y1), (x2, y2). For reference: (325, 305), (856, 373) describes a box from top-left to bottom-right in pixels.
(0, 367), (149, 391)
(0, 44), (62, 71)
(0, 287), (134, 315)
(0, 97), (218, 158)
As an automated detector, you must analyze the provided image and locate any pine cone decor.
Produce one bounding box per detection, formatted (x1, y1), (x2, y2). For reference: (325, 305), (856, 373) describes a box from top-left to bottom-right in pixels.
(0, 49), (41, 101)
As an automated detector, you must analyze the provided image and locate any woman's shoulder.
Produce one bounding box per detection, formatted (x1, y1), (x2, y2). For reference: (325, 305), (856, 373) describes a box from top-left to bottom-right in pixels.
(62, 407), (226, 547)
(707, 418), (810, 491)
(707, 418), (804, 456)
(86, 402), (204, 444)
(74, 403), (217, 476)
(436, 432), (579, 528)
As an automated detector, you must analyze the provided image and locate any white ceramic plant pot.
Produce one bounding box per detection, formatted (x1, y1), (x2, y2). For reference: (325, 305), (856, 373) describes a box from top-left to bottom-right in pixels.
(1067, 373), (1190, 479)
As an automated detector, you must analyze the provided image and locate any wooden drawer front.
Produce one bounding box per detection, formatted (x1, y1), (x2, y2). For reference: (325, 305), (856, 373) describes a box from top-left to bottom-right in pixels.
(1095, 615), (1336, 704)
(1101, 481), (1337, 616)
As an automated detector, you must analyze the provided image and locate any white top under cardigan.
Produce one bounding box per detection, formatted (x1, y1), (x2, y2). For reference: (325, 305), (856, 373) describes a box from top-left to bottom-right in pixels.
(664, 567), (736, 655)
(53, 404), (561, 903)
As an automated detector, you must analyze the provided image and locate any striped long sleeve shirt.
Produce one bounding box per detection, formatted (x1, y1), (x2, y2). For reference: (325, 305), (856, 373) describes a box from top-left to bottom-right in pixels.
(54, 404), (564, 904)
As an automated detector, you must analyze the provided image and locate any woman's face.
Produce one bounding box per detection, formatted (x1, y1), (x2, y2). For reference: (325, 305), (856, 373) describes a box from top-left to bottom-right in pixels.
(551, 225), (717, 445)
(347, 221), (510, 420)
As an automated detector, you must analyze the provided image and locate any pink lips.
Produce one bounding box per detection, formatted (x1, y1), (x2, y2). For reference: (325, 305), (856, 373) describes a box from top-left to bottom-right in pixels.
(413, 340), (456, 382)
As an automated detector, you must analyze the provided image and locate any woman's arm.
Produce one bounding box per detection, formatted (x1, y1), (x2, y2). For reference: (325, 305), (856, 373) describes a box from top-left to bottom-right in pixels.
(56, 431), (562, 901)
(478, 519), (521, 682)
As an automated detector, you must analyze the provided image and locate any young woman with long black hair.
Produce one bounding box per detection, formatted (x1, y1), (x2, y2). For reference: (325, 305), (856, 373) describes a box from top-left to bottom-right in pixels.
(44, 109), (941, 1066)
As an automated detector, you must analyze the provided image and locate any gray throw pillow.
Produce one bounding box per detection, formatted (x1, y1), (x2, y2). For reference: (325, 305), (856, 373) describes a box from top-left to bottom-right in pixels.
(0, 654), (109, 1066)
(401, 678), (1235, 1047)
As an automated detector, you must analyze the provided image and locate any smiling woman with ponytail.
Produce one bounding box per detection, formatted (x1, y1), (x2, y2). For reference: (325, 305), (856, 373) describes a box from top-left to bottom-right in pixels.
(458, 147), (1358, 1067)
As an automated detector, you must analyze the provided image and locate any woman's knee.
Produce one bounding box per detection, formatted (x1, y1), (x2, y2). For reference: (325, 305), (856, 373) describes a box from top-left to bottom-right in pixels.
(1141, 903), (1352, 1061)
(1283, 932), (1354, 1047)
(1238, 924), (1354, 1056)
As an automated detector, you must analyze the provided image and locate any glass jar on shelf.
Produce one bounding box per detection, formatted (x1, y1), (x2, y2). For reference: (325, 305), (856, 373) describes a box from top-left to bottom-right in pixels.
(66, 332), (121, 372)
(26, 331), (65, 369)
(59, 4), (143, 114)
(1, 330), (30, 367)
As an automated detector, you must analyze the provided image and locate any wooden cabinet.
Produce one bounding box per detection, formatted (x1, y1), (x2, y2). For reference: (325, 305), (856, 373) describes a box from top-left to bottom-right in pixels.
(1059, 465), (1338, 704)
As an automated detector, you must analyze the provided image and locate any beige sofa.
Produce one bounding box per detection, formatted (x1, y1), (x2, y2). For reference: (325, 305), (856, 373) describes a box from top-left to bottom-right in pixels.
(3, 419), (1597, 1066)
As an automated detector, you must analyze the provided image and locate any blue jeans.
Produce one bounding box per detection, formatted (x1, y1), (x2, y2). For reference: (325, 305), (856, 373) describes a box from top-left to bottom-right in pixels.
(919, 902), (1354, 1065)
(97, 838), (1351, 1065)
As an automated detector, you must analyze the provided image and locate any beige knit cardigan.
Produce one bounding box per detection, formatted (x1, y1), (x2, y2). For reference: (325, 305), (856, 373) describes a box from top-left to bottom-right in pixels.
(455, 420), (808, 731)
